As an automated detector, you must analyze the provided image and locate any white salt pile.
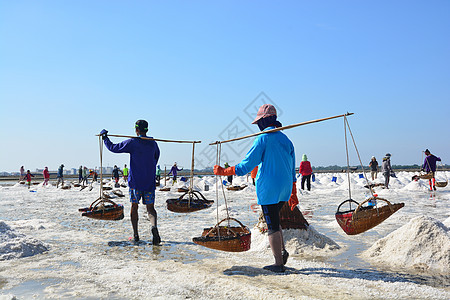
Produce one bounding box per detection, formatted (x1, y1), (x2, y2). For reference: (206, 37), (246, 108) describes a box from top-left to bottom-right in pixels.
(251, 225), (341, 256)
(361, 215), (450, 274)
(0, 221), (49, 261)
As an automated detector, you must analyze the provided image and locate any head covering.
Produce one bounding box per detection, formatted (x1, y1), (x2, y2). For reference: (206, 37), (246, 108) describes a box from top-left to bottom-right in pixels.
(252, 104), (277, 124)
(385, 153), (391, 158)
(135, 119), (148, 132)
(302, 154), (308, 161)
(424, 149), (430, 154)
(371, 156), (375, 159)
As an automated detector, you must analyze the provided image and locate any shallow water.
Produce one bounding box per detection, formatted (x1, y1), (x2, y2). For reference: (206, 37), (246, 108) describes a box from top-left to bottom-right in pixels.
(0, 172), (449, 299)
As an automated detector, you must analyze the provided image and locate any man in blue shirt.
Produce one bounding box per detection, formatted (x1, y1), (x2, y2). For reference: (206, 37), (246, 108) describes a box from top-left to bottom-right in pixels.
(214, 104), (298, 273)
(100, 120), (161, 244)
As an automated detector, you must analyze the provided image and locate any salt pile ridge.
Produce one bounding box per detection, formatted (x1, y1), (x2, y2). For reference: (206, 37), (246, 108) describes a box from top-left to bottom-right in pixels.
(362, 216), (450, 273)
(0, 221), (49, 260)
(251, 226), (341, 255)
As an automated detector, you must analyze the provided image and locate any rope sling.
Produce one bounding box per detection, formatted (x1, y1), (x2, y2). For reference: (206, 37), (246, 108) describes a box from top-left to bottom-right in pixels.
(192, 141), (251, 252)
(335, 116), (404, 235)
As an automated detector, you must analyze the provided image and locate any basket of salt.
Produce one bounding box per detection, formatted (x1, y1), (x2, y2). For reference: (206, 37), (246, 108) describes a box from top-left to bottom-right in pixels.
(166, 190), (213, 213)
(435, 181), (448, 188)
(193, 217), (251, 252)
(335, 197), (404, 235)
(79, 198), (124, 221)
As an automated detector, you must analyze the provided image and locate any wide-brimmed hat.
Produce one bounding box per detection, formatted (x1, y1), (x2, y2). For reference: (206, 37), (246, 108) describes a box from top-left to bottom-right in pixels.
(252, 104), (277, 124)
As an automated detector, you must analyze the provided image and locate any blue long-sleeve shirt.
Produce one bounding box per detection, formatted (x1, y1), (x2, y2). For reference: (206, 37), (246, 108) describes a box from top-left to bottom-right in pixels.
(234, 126), (296, 205)
(423, 155), (441, 173)
(104, 135), (160, 192)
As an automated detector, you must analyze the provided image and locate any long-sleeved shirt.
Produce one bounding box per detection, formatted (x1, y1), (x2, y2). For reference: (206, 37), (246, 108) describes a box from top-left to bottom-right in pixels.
(299, 161), (312, 176)
(423, 155), (441, 173)
(43, 169), (50, 179)
(104, 135), (160, 192)
(168, 166), (182, 177)
(381, 158), (392, 174)
(234, 126), (296, 206)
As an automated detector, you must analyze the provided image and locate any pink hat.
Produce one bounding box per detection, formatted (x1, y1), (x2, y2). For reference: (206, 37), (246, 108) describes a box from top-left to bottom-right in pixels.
(252, 104), (277, 124)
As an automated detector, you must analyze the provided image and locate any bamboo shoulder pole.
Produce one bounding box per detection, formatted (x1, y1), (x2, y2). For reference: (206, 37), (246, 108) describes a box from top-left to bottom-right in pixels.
(209, 112), (354, 145)
(97, 134), (201, 144)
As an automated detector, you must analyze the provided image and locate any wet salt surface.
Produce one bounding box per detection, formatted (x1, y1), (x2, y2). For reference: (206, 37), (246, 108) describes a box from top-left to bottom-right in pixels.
(0, 172), (449, 299)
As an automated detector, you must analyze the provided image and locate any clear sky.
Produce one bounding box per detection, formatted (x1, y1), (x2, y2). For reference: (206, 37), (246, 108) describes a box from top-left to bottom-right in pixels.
(1, 1), (449, 173)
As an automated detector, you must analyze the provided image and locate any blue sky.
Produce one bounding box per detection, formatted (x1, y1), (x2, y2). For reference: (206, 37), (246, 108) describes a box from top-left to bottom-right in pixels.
(1, 1), (449, 173)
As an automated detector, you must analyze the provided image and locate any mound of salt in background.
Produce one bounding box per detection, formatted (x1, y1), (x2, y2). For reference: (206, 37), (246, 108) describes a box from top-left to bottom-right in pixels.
(0, 221), (49, 261)
(361, 215), (450, 273)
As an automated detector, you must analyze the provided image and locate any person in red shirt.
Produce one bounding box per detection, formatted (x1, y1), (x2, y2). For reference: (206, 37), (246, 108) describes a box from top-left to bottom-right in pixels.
(25, 170), (35, 189)
(299, 154), (313, 191)
(43, 167), (50, 186)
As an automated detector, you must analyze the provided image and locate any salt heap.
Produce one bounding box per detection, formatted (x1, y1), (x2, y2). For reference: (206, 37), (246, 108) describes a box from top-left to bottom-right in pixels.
(362, 215), (450, 273)
(0, 221), (49, 261)
(251, 226), (340, 256)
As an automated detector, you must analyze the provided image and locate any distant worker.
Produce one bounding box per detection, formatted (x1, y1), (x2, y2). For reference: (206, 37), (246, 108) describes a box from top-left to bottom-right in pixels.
(100, 119), (161, 245)
(224, 162), (233, 185)
(20, 166), (25, 181)
(87, 169), (98, 184)
(43, 167), (50, 186)
(25, 170), (34, 189)
(155, 165), (161, 185)
(381, 154), (394, 189)
(82, 166), (88, 186)
(78, 166), (83, 183)
(56, 164), (64, 188)
(123, 164), (129, 182)
(422, 149), (441, 191)
(168, 162), (183, 185)
(112, 165), (122, 186)
(299, 154), (312, 191)
(369, 156), (378, 180)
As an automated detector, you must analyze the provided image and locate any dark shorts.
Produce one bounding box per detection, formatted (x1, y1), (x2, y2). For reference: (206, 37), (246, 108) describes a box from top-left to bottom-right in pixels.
(129, 188), (155, 204)
(261, 201), (286, 234)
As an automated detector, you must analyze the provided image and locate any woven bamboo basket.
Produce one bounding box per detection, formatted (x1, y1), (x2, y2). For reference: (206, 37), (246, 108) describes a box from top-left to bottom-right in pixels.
(61, 185), (71, 190)
(103, 186), (113, 191)
(159, 187), (171, 192)
(193, 218), (251, 252)
(79, 198), (124, 221)
(177, 187), (189, 193)
(227, 185), (247, 191)
(363, 183), (385, 189)
(256, 202), (309, 233)
(335, 197), (404, 235)
(166, 190), (213, 213)
(279, 201), (309, 230)
(435, 181), (448, 188)
(112, 190), (125, 197)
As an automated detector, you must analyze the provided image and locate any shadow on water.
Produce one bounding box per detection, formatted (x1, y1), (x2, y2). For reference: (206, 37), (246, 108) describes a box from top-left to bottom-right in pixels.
(106, 239), (205, 264)
(223, 265), (449, 288)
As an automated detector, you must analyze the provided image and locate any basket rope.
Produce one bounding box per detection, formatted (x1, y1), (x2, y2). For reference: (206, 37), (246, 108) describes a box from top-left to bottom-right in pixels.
(343, 116), (375, 211)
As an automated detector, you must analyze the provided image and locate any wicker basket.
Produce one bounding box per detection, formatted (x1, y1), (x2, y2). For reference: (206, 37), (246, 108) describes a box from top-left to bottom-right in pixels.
(79, 198), (124, 221)
(227, 185), (247, 191)
(335, 197), (404, 235)
(166, 190), (213, 213)
(435, 181), (448, 188)
(256, 202), (309, 233)
(159, 187), (171, 192)
(177, 187), (189, 193)
(193, 218), (251, 252)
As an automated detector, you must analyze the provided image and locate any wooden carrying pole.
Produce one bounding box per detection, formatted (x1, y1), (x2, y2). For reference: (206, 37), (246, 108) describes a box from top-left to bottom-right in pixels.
(209, 112), (354, 145)
(96, 134), (201, 144)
